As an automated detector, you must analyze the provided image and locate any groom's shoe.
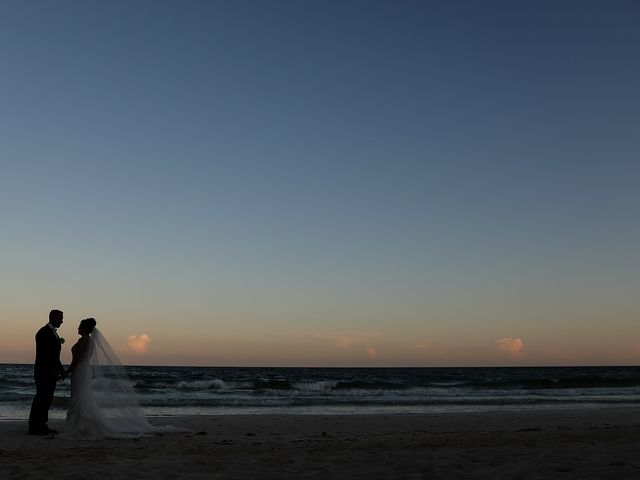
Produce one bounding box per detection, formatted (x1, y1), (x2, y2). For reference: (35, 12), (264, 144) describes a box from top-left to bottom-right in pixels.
(28, 425), (57, 435)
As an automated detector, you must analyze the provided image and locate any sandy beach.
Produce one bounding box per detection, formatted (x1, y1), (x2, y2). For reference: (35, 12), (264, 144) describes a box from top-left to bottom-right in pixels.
(1, 408), (639, 479)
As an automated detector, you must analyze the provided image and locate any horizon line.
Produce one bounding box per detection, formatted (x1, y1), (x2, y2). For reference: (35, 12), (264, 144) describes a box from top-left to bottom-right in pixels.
(1, 362), (638, 369)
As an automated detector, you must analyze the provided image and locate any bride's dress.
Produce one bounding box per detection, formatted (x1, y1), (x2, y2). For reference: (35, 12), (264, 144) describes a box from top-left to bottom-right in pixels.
(61, 328), (154, 439)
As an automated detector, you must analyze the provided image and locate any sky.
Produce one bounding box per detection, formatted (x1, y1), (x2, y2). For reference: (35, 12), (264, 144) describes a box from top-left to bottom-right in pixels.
(1, 0), (638, 367)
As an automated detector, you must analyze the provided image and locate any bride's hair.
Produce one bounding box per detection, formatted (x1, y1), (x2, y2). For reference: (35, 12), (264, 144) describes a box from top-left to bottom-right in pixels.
(80, 317), (97, 333)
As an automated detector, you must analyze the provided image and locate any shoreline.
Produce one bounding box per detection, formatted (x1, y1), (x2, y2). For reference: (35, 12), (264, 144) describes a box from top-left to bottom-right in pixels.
(3, 401), (640, 421)
(2, 408), (640, 478)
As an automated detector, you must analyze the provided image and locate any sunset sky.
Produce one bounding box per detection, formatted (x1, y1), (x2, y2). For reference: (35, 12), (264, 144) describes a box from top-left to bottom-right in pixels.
(1, 1), (638, 367)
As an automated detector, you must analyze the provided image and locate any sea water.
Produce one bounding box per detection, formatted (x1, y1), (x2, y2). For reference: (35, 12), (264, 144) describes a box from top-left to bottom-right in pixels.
(2, 364), (640, 419)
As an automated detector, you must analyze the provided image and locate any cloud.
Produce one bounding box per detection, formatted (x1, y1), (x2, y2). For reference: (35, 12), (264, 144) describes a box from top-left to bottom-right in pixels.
(365, 346), (377, 360)
(314, 333), (354, 349)
(496, 337), (523, 358)
(127, 334), (151, 354)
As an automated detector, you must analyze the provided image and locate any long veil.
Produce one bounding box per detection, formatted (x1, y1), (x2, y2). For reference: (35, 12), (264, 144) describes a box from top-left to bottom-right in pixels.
(89, 328), (153, 434)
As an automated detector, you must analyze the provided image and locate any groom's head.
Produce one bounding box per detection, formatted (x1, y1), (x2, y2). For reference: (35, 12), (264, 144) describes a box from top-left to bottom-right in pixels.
(49, 309), (63, 328)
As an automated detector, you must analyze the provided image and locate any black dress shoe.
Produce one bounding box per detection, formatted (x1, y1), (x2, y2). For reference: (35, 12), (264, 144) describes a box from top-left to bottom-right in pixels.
(28, 425), (58, 435)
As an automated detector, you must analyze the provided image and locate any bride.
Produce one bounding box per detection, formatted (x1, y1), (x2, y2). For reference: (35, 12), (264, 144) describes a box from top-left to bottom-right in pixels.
(60, 318), (155, 438)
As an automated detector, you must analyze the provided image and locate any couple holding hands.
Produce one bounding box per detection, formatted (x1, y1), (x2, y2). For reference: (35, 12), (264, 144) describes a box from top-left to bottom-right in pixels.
(28, 309), (156, 438)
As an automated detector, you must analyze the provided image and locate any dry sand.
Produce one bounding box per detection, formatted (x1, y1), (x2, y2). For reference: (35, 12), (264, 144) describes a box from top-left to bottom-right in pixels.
(1, 408), (639, 479)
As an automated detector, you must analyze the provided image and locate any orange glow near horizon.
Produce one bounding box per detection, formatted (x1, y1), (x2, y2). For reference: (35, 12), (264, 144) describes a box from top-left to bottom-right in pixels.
(3, 309), (639, 367)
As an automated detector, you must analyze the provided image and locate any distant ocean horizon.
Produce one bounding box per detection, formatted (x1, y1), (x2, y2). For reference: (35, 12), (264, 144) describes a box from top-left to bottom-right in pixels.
(2, 364), (640, 420)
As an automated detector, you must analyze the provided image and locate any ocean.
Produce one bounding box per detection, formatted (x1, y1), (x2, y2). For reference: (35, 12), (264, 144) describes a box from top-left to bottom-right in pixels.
(2, 364), (640, 419)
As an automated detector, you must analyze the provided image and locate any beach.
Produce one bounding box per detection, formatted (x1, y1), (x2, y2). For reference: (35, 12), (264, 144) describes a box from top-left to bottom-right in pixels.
(2, 408), (639, 479)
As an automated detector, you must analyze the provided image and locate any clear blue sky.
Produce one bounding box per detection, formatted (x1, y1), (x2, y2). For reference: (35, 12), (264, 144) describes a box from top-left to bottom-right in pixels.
(1, 1), (639, 366)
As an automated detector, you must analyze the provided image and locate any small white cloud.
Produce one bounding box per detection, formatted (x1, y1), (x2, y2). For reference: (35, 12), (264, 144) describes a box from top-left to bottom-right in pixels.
(127, 334), (151, 354)
(496, 337), (523, 358)
(365, 346), (377, 360)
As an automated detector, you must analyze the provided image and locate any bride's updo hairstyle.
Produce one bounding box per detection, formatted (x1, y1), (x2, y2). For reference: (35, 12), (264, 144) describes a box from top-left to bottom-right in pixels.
(80, 317), (97, 333)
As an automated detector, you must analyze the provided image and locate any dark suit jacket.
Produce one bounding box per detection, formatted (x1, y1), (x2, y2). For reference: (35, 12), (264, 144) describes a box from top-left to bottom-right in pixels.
(34, 325), (63, 380)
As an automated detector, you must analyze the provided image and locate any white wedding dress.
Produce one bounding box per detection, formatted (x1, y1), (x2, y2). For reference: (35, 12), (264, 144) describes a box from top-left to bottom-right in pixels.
(60, 328), (155, 439)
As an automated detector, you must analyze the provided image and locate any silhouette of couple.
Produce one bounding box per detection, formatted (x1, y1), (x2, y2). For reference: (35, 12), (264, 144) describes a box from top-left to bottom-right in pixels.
(28, 309), (155, 438)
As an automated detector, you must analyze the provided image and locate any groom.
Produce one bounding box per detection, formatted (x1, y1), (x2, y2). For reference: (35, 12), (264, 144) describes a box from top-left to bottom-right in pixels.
(28, 309), (65, 435)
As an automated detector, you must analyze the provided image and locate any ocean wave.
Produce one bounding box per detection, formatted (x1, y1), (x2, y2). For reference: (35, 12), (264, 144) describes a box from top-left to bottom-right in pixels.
(176, 379), (226, 391)
(252, 379), (294, 390)
(0, 378), (35, 387)
(133, 379), (227, 390)
(327, 380), (403, 390)
(474, 375), (640, 391)
(292, 380), (338, 392)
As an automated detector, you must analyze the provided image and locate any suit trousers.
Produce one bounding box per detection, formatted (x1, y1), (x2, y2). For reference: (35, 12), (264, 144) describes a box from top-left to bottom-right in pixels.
(28, 375), (57, 428)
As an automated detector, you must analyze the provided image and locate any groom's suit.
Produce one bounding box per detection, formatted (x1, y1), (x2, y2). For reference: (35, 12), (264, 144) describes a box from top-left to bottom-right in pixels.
(28, 324), (64, 432)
